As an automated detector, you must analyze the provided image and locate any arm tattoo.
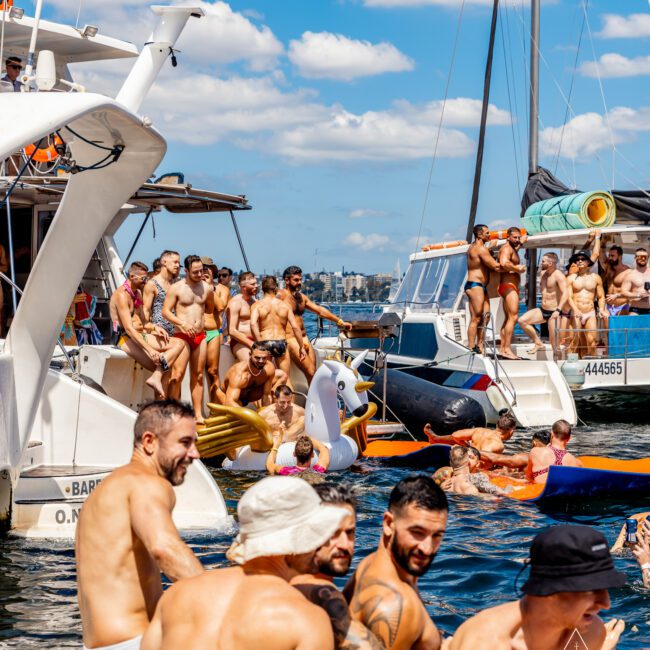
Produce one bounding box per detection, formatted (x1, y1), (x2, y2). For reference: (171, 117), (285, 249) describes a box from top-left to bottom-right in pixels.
(469, 472), (506, 496)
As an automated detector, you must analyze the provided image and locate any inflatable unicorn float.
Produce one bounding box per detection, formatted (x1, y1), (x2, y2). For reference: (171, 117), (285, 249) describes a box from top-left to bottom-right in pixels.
(196, 351), (376, 471)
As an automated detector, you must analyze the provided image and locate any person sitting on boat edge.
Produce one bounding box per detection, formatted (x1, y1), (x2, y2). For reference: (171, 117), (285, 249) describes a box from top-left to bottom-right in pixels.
(76, 400), (204, 650)
(526, 419), (582, 484)
(140, 477), (345, 650)
(344, 475), (448, 650)
(423, 411), (517, 454)
(447, 446), (510, 496)
(447, 524), (626, 649)
(258, 384), (305, 443)
(480, 430), (550, 474)
(291, 483), (383, 649)
(266, 433), (330, 478)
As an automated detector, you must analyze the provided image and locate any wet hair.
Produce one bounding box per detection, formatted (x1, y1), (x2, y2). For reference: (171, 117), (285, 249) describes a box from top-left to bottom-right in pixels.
(432, 467), (452, 486)
(532, 430), (551, 446)
(283, 265), (302, 280)
(239, 271), (255, 284)
(449, 445), (469, 469)
(609, 245), (623, 257)
(507, 227), (521, 236)
(497, 412), (517, 431)
(133, 399), (194, 447)
(388, 475), (448, 514)
(551, 419), (572, 441)
(274, 384), (293, 398)
(184, 254), (202, 270)
(294, 435), (314, 464)
(314, 482), (357, 509)
(473, 224), (488, 239)
(129, 261), (148, 274)
(262, 275), (278, 293)
(543, 252), (558, 264)
(160, 250), (179, 260)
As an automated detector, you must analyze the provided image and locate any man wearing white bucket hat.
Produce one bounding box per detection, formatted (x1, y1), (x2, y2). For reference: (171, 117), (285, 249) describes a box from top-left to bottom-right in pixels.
(141, 476), (347, 650)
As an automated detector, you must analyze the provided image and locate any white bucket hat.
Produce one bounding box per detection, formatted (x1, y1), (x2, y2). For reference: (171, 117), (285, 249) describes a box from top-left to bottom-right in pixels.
(226, 476), (349, 565)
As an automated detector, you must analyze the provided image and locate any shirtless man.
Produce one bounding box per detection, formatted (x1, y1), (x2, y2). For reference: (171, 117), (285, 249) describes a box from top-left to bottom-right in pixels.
(449, 525), (625, 649)
(526, 419), (582, 484)
(109, 261), (182, 398)
(292, 484), (382, 649)
(518, 252), (568, 354)
(446, 446), (509, 496)
(140, 476), (345, 650)
(620, 248), (650, 316)
(600, 242), (630, 316)
(345, 475), (447, 649)
(465, 224), (500, 353)
(497, 227), (526, 359)
(217, 341), (275, 407)
(424, 411), (516, 454)
(201, 258), (230, 402)
(277, 265), (352, 384)
(480, 430), (549, 473)
(76, 400), (204, 650)
(226, 271), (258, 362)
(565, 250), (607, 357)
(251, 276), (305, 387)
(258, 385), (305, 442)
(162, 255), (215, 422)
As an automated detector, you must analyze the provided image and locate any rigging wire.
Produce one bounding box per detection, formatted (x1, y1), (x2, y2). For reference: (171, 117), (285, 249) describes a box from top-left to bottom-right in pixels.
(74, 0), (84, 30)
(413, 0), (466, 254)
(0, 2), (7, 75)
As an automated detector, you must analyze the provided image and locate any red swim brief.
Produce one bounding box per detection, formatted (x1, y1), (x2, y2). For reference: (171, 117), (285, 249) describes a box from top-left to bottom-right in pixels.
(498, 282), (519, 298)
(174, 331), (206, 351)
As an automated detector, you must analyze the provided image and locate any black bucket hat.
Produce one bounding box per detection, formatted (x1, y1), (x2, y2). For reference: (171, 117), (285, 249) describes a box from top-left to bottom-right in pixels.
(521, 524), (626, 596)
(568, 250), (595, 268)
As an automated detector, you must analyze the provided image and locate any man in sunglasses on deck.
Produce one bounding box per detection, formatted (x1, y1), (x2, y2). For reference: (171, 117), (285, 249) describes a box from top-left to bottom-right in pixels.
(2, 57), (22, 92)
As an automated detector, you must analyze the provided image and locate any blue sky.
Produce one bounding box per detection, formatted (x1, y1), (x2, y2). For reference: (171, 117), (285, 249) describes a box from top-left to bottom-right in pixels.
(43, 0), (650, 273)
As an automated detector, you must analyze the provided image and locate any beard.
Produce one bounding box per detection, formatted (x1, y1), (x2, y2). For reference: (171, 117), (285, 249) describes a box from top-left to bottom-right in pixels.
(317, 551), (352, 577)
(160, 455), (192, 486)
(391, 533), (435, 577)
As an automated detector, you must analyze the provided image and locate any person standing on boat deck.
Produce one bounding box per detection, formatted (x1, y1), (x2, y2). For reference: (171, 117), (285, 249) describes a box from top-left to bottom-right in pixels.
(599, 241), (631, 315)
(162, 255), (214, 422)
(218, 266), (236, 295)
(465, 224), (500, 354)
(109, 261), (182, 399)
(344, 475), (447, 650)
(565, 250), (607, 357)
(200, 257), (230, 403)
(251, 276), (305, 388)
(2, 57), (22, 91)
(619, 248), (650, 315)
(518, 252), (569, 354)
(291, 483), (383, 649)
(448, 525), (626, 649)
(226, 271), (258, 362)
(258, 385), (305, 442)
(498, 227), (527, 360)
(277, 265), (352, 384)
(526, 419), (582, 484)
(76, 400), (204, 650)
(140, 477), (343, 650)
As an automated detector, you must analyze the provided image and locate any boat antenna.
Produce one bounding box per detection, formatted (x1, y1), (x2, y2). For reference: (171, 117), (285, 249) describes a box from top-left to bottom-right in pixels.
(465, 0), (499, 243)
(21, 0), (44, 91)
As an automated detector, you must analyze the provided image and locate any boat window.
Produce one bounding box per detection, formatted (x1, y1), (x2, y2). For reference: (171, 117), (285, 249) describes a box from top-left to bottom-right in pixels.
(438, 254), (467, 310)
(391, 260), (425, 306)
(414, 258), (445, 305)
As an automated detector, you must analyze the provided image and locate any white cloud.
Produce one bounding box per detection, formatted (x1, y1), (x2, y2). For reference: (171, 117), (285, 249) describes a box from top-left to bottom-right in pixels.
(597, 13), (650, 39)
(344, 232), (391, 251)
(349, 208), (388, 218)
(288, 32), (413, 81)
(580, 53), (650, 79)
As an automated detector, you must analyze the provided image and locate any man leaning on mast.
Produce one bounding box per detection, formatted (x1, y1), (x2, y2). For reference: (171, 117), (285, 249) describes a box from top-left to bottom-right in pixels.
(76, 400), (204, 650)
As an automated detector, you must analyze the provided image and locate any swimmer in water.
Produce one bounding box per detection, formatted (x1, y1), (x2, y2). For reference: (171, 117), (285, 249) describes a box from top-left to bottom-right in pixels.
(424, 411), (517, 454)
(344, 475), (447, 649)
(447, 446), (510, 496)
(526, 419), (582, 484)
(76, 400), (203, 650)
(141, 477), (346, 650)
(266, 433), (330, 477)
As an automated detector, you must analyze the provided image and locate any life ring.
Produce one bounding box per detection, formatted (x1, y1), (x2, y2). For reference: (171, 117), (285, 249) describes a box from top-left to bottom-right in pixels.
(422, 240), (467, 252)
(489, 227), (527, 241)
(23, 134), (64, 164)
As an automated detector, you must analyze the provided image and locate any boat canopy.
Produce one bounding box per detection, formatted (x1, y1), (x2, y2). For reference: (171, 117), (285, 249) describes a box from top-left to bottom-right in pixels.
(522, 167), (650, 225)
(0, 13), (138, 63)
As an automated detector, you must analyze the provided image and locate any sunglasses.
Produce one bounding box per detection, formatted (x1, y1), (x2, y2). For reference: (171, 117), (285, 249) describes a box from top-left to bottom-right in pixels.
(7, 64), (22, 70)
(218, 273), (230, 278)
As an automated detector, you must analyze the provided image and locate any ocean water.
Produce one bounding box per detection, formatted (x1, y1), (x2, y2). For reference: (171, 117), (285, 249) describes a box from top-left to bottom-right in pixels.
(0, 308), (649, 648)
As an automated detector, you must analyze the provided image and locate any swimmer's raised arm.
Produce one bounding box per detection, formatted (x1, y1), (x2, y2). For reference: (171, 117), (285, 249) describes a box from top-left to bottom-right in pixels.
(130, 478), (203, 582)
(311, 437), (330, 471)
(633, 519), (650, 588)
(265, 432), (284, 475)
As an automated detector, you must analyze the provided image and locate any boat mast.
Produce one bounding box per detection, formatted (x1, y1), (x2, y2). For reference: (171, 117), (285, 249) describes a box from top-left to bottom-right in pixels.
(526, 0), (540, 309)
(466, 0), (499, 243)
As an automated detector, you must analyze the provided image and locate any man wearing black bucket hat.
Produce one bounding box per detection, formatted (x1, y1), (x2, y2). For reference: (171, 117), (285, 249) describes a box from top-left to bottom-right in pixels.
(449, 524), (626, 649)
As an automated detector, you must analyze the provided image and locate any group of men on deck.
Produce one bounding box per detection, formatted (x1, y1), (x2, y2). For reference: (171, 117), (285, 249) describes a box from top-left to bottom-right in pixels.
(109, 255), (351, 422)
(465, 224), (650, 358)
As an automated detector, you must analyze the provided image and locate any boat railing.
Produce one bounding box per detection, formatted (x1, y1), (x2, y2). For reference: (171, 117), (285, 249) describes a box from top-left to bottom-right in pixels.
(483, 316), (518, 405)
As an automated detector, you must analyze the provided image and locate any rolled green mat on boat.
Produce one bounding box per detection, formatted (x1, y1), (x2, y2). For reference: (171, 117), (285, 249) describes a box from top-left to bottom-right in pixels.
(522, 191), (616, 235)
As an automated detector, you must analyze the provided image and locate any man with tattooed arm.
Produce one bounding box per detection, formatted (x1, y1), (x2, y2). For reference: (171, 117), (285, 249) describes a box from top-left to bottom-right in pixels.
(344, 476), (448, 650)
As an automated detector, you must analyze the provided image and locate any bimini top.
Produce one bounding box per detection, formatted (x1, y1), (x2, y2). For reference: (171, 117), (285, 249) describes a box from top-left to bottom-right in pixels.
(0, 12), (138, 63)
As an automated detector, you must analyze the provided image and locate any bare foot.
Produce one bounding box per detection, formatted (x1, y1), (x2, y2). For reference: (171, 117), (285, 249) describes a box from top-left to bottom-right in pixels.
(423, 423), (436, 444)
(526, 342), (544, 354)
(500, 350), (520, 360)
(145, 372), (165, 399)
